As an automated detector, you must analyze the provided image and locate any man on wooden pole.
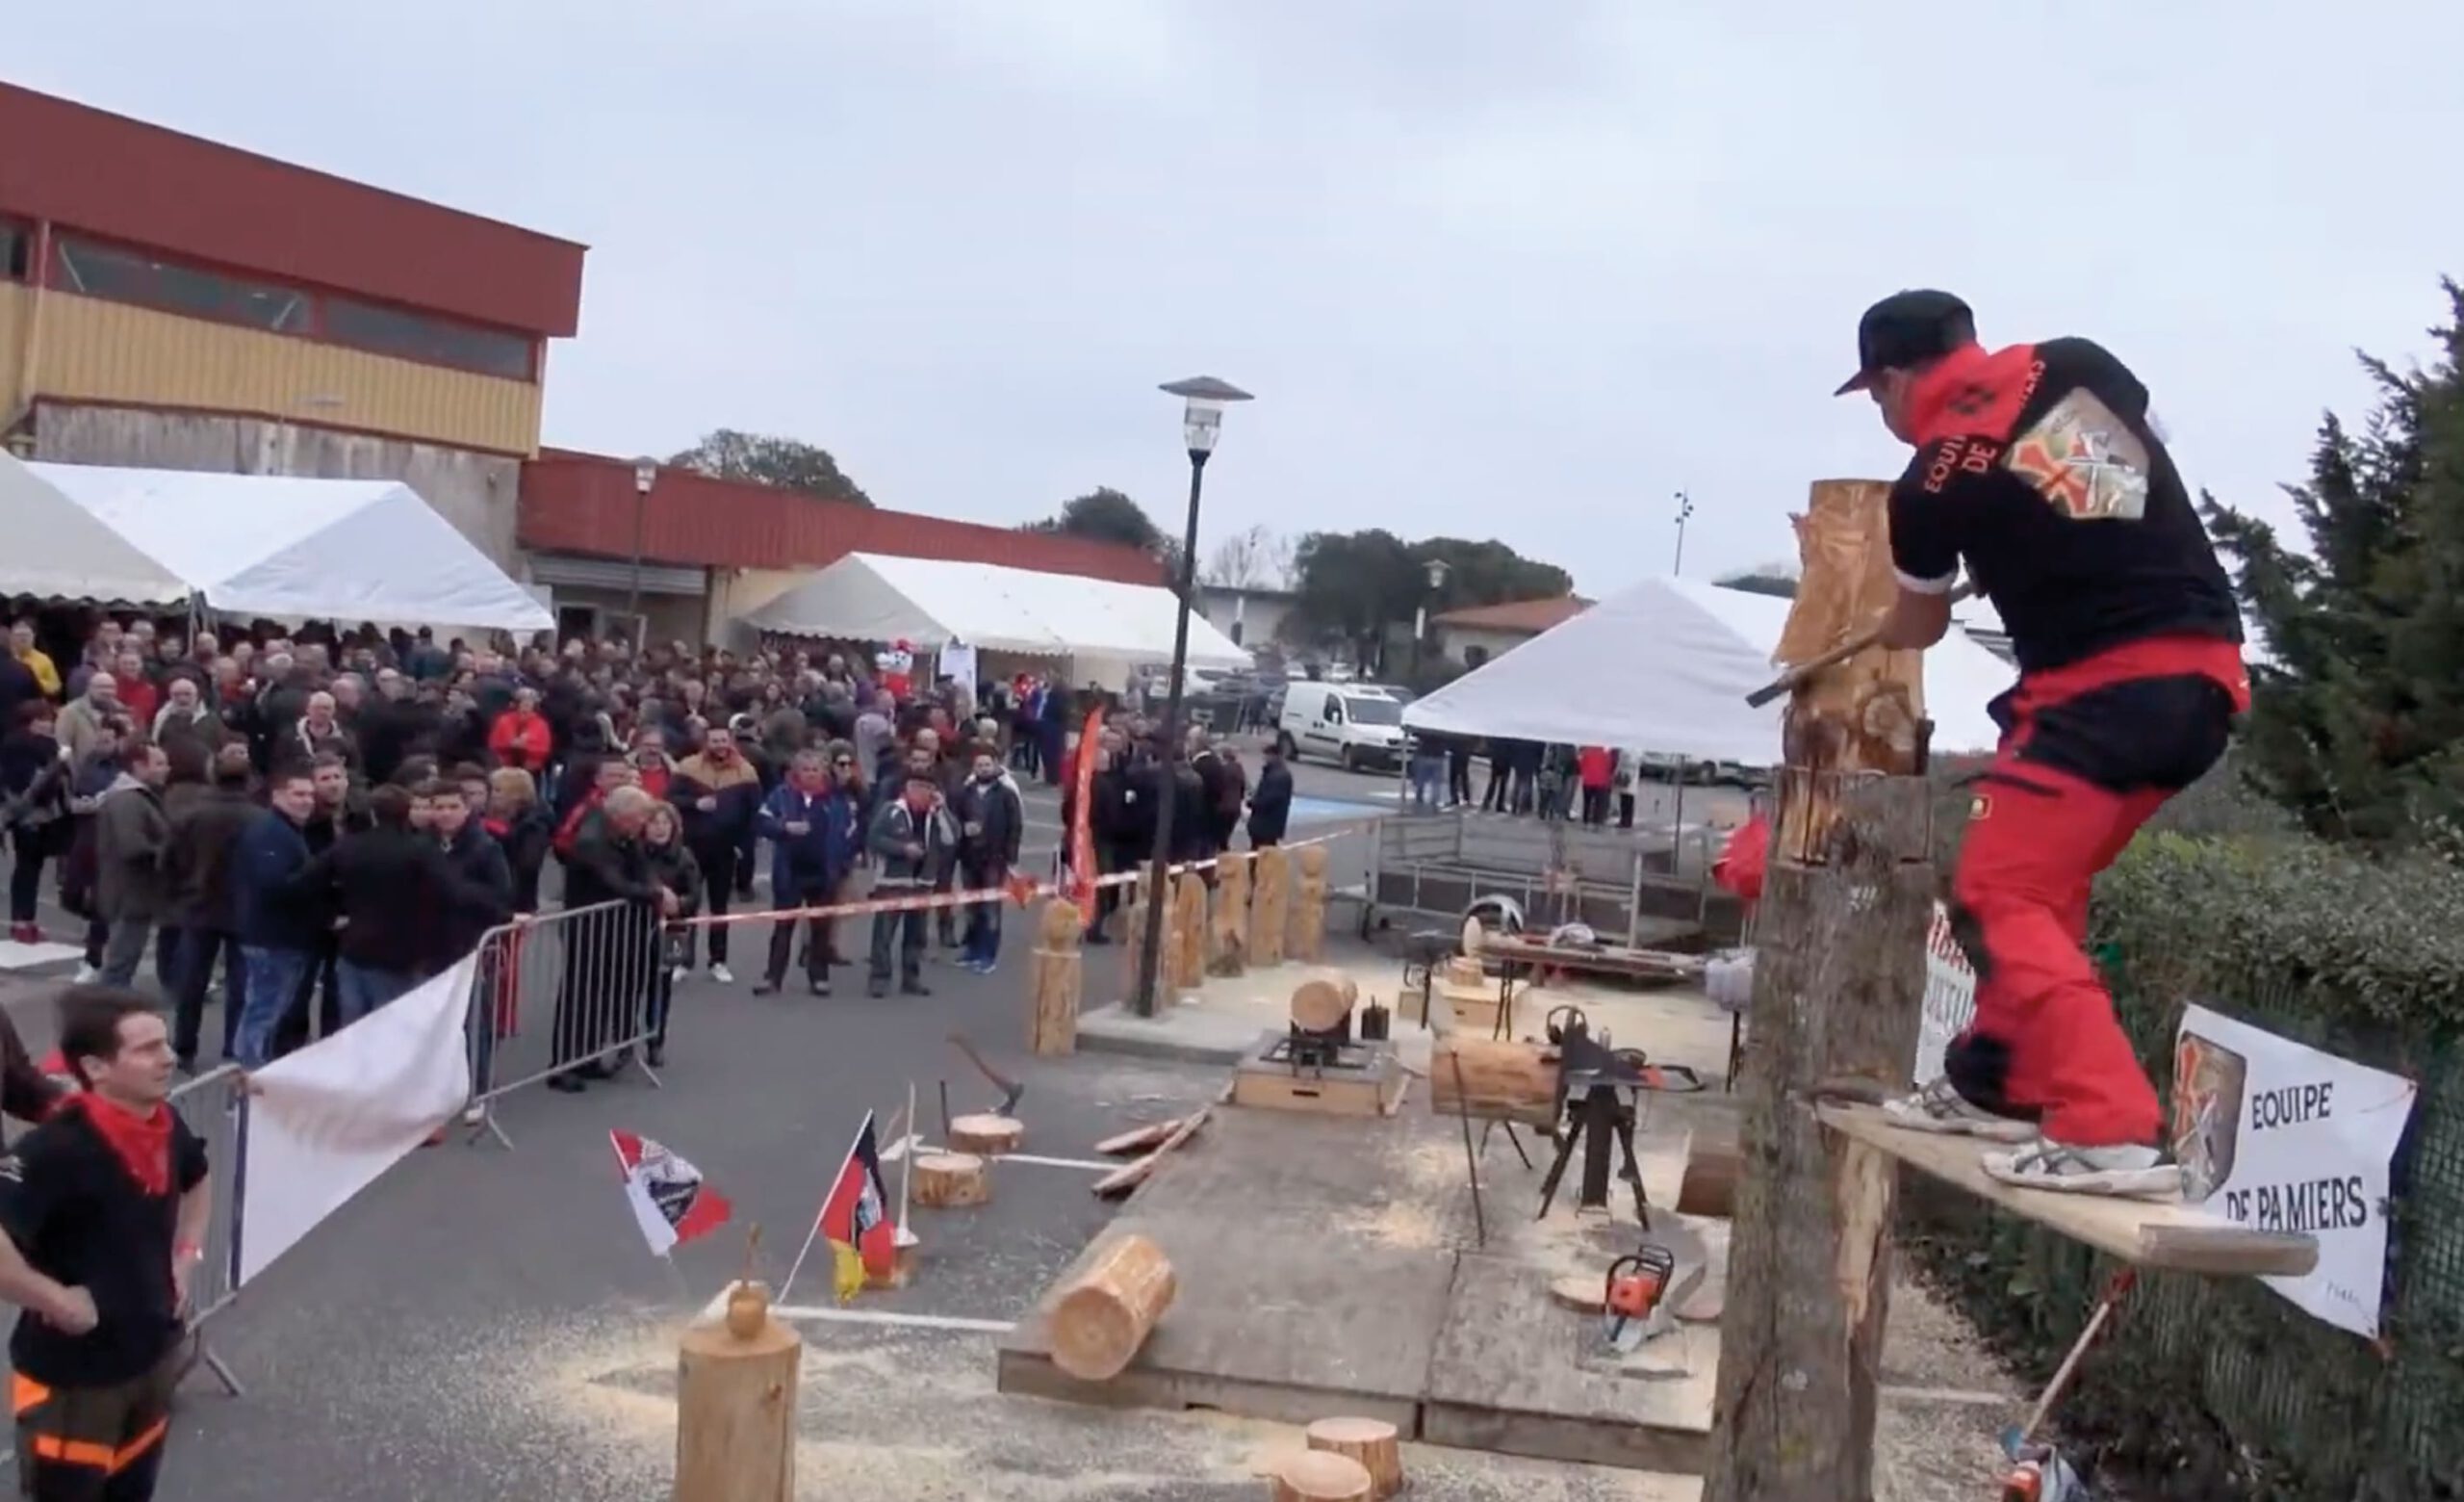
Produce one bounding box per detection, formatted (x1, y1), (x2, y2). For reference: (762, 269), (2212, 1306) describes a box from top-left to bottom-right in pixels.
(1842, 289), (2250, 1197)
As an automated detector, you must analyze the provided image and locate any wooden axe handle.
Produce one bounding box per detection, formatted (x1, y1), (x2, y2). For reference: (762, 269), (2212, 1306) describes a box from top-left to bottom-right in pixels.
(948, 1030), (1024, 1113)
(1741, 583), (1975, 709)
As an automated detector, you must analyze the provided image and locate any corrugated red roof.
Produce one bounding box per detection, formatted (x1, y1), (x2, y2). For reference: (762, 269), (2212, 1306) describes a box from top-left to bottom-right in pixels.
(0, 83), (585, 337)
(519, 449), (1170, 586)
(1431, 596), (1590, 634)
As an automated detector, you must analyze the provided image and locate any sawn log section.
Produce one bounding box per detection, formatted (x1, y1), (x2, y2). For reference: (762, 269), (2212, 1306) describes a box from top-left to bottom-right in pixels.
(1819, 1103), (2320, 1277)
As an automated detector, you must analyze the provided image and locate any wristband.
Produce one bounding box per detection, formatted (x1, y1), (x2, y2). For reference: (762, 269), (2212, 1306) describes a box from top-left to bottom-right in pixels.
(174, 1240), (204, 1264)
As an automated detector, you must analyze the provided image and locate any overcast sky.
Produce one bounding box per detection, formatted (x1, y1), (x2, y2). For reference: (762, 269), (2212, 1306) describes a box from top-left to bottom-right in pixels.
(16, 2), (2463, 593)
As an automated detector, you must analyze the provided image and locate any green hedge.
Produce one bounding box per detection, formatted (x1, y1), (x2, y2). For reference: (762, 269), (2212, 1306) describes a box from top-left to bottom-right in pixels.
(1904, 758), (2464, 1500)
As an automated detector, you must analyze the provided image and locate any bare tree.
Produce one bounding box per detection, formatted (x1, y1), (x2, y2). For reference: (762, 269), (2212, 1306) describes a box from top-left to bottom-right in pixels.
(1202, 525), (1296, 589)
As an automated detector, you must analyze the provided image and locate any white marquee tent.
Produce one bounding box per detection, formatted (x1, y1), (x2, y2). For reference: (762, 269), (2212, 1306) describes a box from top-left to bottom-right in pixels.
(1402, 576), (2016, 762)
(8, 459), (552, 631)
(0, 453), (190, 607)
(747, 552), (1250, 679)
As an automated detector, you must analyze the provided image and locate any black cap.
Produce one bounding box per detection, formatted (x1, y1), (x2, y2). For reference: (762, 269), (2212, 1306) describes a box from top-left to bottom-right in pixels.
(1833, 290), (1976, 395)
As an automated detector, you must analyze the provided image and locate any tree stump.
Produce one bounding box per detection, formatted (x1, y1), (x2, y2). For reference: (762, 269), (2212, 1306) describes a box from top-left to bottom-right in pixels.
(1270, 1451), (1373, 1502)
(950, 1113), (1024, 1156)
(1288, 971), (1358, 1034)
(1169, 871), (1208, 991)
(1292, 845), (1330, 962)
(1248, 846), (1290, 967)
(1028, 897), (1083, 1055)
(675, 1281), (800, 1502)
(1305, 1416), (1403, 1499)
(1210, 853), (1251, 976)
(914, 1152), (989, 1207)
(1049, 1232), (1177, 1381)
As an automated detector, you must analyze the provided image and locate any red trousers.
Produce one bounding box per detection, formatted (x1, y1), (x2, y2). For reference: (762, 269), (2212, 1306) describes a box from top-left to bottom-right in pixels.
(1943, 635), (2247, 1146)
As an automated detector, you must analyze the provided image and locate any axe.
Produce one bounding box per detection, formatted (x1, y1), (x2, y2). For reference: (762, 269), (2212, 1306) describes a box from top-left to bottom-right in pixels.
(1741, 583), (1975, 709)
(948, 1031), (1025, 1116)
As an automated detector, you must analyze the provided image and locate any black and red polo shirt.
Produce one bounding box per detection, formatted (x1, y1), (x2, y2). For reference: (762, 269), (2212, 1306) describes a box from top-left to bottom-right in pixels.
(1886, 338), (2244, 676)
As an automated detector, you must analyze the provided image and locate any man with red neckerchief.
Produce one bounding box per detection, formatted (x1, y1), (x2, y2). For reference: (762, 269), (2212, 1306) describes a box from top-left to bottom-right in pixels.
(1841, 290), (2249, 1199)
(0, 987), (209, 1499)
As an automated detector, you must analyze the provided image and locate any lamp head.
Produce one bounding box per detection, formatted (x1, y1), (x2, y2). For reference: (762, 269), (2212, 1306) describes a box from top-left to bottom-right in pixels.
(632, 456), (659, 495)
(1160, 376), (1253, 457)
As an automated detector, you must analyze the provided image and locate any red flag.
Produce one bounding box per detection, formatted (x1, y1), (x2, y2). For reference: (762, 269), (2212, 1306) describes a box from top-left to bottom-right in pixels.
(1066, 705), (1106, 926)
(816, 1111), (897, 1281)
(610, 1130), (732, 1257)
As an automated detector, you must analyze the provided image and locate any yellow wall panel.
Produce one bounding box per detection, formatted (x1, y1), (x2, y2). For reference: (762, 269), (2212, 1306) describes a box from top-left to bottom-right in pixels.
(0, 283), (25, 419)
(32, 295), (542, 455)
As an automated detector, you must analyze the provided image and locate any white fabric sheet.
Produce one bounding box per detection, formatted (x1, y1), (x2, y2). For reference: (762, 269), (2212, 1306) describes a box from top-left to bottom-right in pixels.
(237, 956), (475, 1285)
(1403, 576), (2015, 763)
(25, 463), (553, 631)
(0, 453), (192, 607)
(748, 552), (1248, 668)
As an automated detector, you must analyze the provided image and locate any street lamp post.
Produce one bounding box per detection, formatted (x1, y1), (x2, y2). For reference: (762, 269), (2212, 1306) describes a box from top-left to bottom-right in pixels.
(1132, 376), (1254, 1019)
(1411, 557), (1451, 677)
(629, 456), (657, 647)
(1672, 490), (1696, 576)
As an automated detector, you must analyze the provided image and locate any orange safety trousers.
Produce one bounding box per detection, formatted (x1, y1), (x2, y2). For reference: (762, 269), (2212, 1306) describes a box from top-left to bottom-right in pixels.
(1941, 634), (2248, 1148)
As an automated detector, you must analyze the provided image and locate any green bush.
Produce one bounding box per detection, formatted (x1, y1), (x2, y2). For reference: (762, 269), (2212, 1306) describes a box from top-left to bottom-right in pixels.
(1907, 760), (2464, 1500)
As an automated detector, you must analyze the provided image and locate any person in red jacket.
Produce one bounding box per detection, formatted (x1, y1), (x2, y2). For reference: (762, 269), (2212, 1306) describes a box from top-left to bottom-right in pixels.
(486, 686), (553, 772)
(1841, 289), (2246, 1199)
(1575, 746), (1614, 826)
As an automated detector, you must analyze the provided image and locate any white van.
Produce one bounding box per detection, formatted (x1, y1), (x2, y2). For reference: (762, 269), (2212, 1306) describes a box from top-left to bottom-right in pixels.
(1276, 683), (1408, 770)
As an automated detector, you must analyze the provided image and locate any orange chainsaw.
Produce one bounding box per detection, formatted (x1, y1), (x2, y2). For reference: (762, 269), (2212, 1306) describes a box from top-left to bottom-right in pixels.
(1600, 1244), (1682, 1354)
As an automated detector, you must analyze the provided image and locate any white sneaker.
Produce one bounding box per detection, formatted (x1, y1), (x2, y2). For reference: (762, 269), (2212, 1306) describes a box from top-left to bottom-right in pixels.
(72, 963), (98, 984)
(1880, 1077), (2038, 1143)
(709, 963), (734, 986)
(1980, 1138), (2183, 1200)
(461, 1103), (485, 1126)
(670, 965), (686, 985)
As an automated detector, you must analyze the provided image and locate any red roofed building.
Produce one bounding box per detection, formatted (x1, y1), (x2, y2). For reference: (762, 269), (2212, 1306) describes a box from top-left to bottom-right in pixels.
(0, 82), (1168, 645)
(1431, 595), (1591, 667)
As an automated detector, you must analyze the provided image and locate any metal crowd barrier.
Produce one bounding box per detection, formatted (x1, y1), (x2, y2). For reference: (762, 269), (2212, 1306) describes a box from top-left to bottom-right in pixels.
(464, 899), (666, 1149)
(166, 1063), (248, 1398)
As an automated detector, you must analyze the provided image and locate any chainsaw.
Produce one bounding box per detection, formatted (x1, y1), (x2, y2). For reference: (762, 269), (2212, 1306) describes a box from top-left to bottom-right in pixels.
(1998, 1444), (2089, 1501)
(1600, 1244), (1680, 1354)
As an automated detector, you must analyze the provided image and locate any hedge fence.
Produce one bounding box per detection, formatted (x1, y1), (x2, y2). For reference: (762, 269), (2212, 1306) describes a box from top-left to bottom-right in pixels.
(1904, 755), (2464, 1500)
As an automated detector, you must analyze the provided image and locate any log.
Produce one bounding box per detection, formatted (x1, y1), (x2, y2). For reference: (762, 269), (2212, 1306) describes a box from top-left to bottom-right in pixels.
(914, 1152), (989, 1207)
(949, 1113), (1024, 1156)
(1704, 777), (1933, 1502)
(1270, 1451), (1373, 1502)
(1048, 1232), (1177, 1382)
(1429, 1035), (1559, 1126)
(1169, 871), (1208, 991)
(1028, 896), (1084, 1056)
(1091, 1106), (1210, 1199)
(1442, 956), (1484, 990)
(1305, 1416), (1403, 1499)
(1248, 846), (1290, 967)
(1288, 971), (1358, 1034)
(1093, 1119), (1181, 1156)
(1210, 853), (1251, 976)
(674, 1282), (800, 1502)
(1292, 845), (1330, 963)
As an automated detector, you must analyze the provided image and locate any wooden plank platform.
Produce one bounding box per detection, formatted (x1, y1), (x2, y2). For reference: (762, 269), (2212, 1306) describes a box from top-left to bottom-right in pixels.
(1423, 1255), (1714, 1472)
(996, 1103), (1724, 1471)
(1818, 1103), (2319, 1277)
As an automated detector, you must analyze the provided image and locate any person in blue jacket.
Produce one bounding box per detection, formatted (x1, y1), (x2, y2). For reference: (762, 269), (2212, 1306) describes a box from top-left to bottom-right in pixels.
(754, 749), (859, 997)
(231, 767), (325, 1067)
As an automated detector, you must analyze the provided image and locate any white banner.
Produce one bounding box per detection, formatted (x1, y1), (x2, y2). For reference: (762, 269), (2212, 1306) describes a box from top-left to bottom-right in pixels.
(238, 956), (476, 1285)
(2172, 1004), (2418, 1337)
(1912, 901), (1978, 1085)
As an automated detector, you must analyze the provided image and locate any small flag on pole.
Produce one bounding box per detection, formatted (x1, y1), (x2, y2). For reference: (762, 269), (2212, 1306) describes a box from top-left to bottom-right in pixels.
(815, 1111), (897, 1304)
(611, 1130), (732, 1257)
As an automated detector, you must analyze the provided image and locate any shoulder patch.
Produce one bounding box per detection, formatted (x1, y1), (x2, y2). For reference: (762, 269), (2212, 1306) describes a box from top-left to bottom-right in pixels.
(0, 1154), (24, 1184)
(2005, 389), (2150, 521)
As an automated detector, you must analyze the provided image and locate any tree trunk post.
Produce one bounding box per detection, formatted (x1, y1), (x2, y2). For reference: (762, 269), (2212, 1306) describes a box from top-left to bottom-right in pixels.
(674, 1282), (801, 1502)
(1706, 477), (1937, 1502)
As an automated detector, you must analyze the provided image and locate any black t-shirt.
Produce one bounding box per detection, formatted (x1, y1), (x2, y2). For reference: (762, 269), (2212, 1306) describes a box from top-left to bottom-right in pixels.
(0, 1106), (208, 1386)
(1887, 337), (2243, 674)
